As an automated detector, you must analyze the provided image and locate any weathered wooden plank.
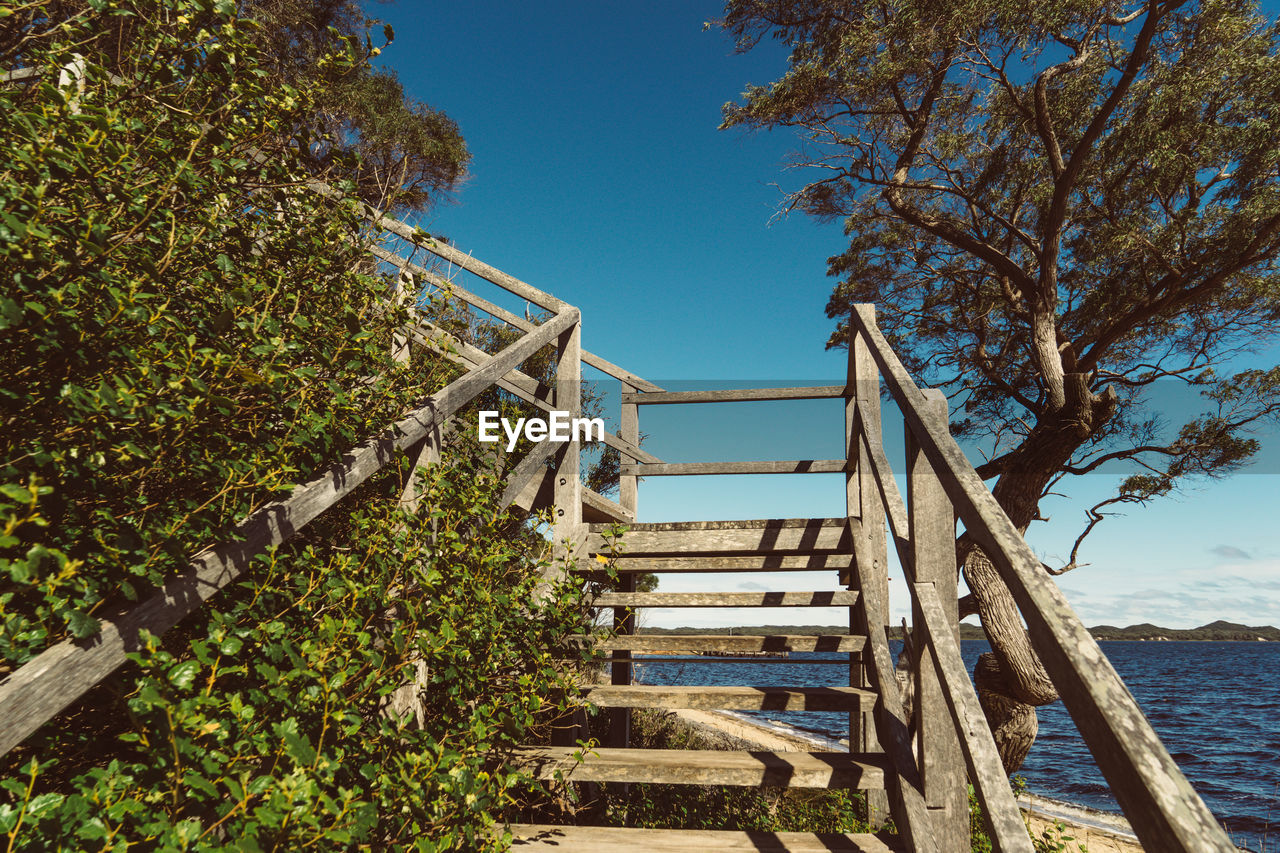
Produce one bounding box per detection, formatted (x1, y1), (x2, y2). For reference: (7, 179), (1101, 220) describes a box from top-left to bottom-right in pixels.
(581, 488), (634, 524)
(907, 389), (967, 849)
(510, 746), (886, 788)
(507, 825), (896, 852)
(580, 353), (663, 393)
(622, 386), (845, 405)
(584, 685), (872, 712)
(586, 517), (851, 557)
(354, 206), (571, 313)
(501, 440), (560, 513)
(377, 247), (662, 393)
(551, 321), (582, 561)
(915, 584), (1033, 853)
(373, 245), (527, 330)
(589, 634), (866, 653)
(621, 459), (848, 477)
(0, 311), (578, 758)
(851, 518), (938, 852)
(622, 656), (852, 665)
(593, 590), (858, 608)
(579, 554), (855, 573)
(619, 380), (639, 514)
(851, 304), (1235, 852)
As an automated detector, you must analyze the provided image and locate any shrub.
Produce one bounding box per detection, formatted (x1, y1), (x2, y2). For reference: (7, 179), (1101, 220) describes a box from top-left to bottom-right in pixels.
(0, 2), (596, 848)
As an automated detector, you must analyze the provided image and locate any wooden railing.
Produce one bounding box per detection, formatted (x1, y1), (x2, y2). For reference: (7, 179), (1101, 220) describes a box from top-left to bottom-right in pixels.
(848, 304), (1237, 852)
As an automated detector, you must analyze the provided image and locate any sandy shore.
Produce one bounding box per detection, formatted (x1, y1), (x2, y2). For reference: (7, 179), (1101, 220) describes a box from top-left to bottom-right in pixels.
(670, 708), (1145, 853)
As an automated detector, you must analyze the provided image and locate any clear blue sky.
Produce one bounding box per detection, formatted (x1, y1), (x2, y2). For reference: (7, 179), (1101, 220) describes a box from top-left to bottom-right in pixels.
(374, 2), (1280, 630)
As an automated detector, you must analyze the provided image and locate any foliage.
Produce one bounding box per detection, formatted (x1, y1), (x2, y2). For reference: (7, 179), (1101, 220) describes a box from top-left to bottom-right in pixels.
(720, 0), (1280, 554)
(245, 0), (470, 213)
(0, 2), (594, 848)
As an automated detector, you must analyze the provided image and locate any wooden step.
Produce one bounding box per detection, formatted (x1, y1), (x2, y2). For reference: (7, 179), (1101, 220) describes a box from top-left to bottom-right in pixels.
(508, 824), (897, 851)
(588, 634), (866, 654)
(579, 554), (855, 574)
(593, 591), (858, 607)
(584, 684), (872, 712)
(586, 518), (850, 557)
(510, 746), (886, 788)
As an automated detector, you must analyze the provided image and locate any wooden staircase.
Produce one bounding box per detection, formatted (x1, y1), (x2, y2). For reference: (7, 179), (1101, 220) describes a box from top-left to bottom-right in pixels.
(0, 174), (1239, 851)
(505, 507), (907, 853)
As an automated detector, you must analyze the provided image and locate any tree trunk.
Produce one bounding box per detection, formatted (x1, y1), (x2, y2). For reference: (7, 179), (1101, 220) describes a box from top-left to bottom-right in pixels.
(963, 379), (1116, 772)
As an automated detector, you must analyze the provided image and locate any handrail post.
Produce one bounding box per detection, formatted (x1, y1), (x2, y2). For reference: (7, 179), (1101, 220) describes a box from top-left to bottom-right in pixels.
(847, 314), (889, 827)
(552, 317), (583, 555)
(610, 381), (639, 749)
(907, 389), (968, 848)
(550, 316), (585, 750)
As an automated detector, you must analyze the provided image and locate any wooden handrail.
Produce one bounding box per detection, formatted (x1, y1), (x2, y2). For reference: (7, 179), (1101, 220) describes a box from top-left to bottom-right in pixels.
(913, 583), (1032, 853)
(376, 246), (662, 392)
(849, 304), (1236, 852)
(0, 309), (578, 757)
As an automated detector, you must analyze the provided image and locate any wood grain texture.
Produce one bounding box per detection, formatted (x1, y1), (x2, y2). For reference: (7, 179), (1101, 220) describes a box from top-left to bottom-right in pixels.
(0, 310), (577, 758)
(851, 517), (939, 853)
(851, 304), (1235, 852)
(586, 517), (850, 556)
(622, 386), (845, 405)
(589, 635), (866, 653)
(907, 389), (967, 850)
(584, 685), (872, 712)
(579, 554), (856, 573)
(507, 824), (896, 852)
(510, 746), (886, 788)
(621, 460), (848, 477)
(592, 590), (858, 607)
(915, 584), (1033, 853)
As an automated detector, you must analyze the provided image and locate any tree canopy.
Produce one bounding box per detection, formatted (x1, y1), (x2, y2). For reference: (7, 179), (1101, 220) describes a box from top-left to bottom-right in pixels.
(720, 0), (1280, 769)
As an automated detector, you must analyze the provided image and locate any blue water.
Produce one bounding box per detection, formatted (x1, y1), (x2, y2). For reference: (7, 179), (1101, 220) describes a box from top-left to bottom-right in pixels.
(632, 640), (1280, 851)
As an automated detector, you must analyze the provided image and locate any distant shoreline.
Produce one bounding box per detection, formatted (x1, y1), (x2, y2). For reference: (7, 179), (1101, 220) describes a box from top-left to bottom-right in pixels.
(636, 619), (1280, 643)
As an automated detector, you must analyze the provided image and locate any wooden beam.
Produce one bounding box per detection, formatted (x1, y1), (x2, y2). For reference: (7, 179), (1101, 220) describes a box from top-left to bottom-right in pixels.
(581, 554), (855, 573)
(593, 590), (858, 608)
(584, 685), (872, 712)
(851, 304), (1235, 852)
(907, 389), (967, 849)
(849, 518), (938, 852)
(507, 824), (896, 852)
(582, 488), (633, 524)
(622, 386), (845, 405)
(510, 746), (887, 789)
(915, 584), (1033, 853)
(376, 246), (662, 392)
(621, 460), (847, 477)
(589, 634), (866, 654)
(585, 517), (850, 556)
(0, 310), (578, 758)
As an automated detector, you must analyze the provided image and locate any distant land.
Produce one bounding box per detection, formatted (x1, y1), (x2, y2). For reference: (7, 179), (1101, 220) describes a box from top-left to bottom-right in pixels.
(637, 620), (1280, 642)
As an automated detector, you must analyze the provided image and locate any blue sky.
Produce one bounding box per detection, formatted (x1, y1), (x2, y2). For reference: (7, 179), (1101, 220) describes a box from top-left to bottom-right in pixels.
(374, 2), (1280, 630)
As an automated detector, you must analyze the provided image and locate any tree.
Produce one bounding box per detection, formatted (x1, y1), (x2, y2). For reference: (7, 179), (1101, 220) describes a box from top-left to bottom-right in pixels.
(243, 0), (470, 213)
(720, 0), (1280, 770)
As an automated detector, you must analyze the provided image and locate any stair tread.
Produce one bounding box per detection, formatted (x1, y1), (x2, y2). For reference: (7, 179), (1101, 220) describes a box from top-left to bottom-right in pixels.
(584, 684), (873, 711)
(510, 746), (887, 788)
(594, 591), (858, 607)
(508, 824), (898, 852)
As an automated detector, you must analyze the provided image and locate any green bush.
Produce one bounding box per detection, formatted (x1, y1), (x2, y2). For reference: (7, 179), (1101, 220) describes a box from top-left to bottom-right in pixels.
(0, 2), (596, 848)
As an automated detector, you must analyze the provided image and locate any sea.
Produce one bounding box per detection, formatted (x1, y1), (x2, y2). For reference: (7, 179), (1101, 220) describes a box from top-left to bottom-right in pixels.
(631, 640), (1280, 852)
